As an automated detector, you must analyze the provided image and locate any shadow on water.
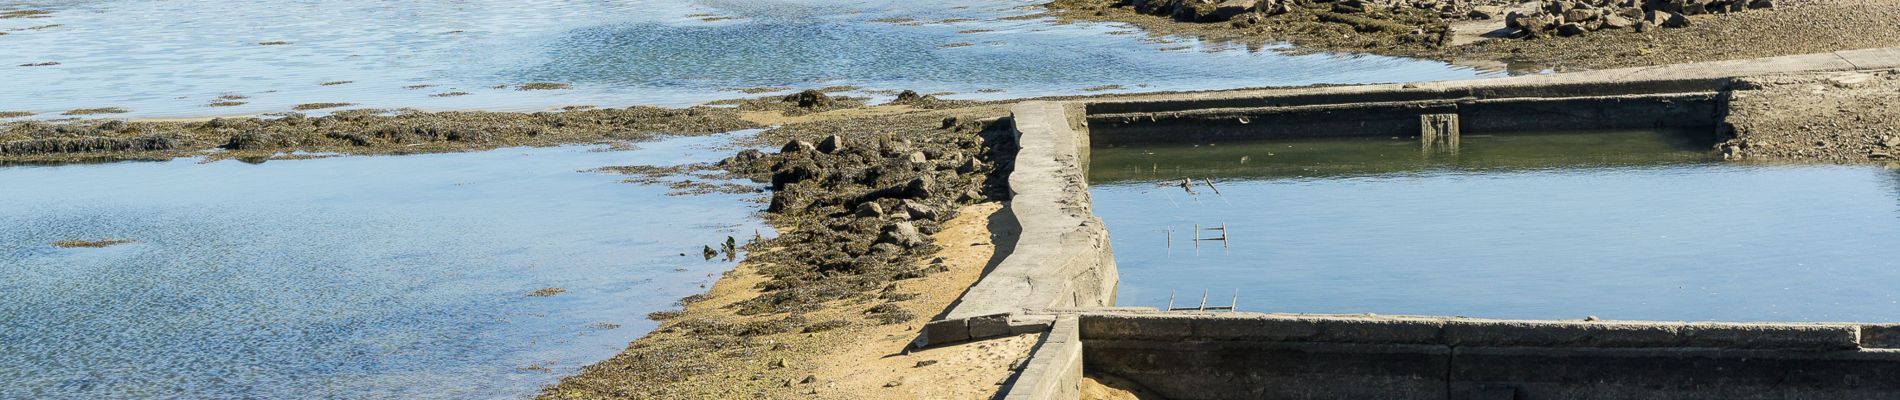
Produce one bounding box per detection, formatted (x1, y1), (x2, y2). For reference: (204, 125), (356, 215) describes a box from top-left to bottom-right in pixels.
(1090, 129), (1720, 183)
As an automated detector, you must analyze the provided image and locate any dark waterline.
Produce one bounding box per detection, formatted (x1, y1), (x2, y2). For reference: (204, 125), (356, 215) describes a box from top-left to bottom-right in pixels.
(1089, 131), (1900, 323)
(0, 134), (767, 398)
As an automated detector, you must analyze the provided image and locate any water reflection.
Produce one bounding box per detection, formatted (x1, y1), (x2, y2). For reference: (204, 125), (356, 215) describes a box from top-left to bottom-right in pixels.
(0, 133), (766, 398)
(1089, 131), (1900, 323)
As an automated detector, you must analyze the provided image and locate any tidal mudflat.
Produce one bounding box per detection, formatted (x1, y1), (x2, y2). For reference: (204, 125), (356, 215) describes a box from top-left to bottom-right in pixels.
(1091, 131), (1900, 322)
(0, 133), (767, 399)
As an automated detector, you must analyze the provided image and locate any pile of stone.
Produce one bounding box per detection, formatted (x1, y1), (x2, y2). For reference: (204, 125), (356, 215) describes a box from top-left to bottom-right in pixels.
(1506, 0), (1773, 38)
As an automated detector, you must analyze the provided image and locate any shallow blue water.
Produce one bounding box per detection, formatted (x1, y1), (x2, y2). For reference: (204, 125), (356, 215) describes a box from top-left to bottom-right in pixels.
(0, 134), (768, 399)
(0, 0), (1496, 119)
(1090, 134), (1900, 323)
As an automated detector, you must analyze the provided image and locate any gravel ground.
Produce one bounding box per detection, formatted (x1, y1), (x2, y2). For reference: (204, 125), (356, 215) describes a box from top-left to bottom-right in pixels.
(1722, 69), (1900, 164)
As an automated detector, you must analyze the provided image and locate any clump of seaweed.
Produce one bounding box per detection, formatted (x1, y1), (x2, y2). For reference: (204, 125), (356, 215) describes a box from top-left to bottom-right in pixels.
(291, 103), (353, 111)
(53, 239), (133, 248)
(62, 107), (128, 116)
(527, 287), (566, 297)
(516, 82), (571, 91)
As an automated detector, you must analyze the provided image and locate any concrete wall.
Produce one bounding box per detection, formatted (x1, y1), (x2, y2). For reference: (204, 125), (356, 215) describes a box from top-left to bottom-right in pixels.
(1081, 312), (1900, 400)
(1000, 316), (1084, 400)
(920, 102), (1120, 347)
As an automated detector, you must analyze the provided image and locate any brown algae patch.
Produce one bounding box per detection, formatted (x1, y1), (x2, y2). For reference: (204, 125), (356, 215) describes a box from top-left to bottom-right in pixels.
(430, 92), (471, 97)
(0, 111), (33, 118)
(527, 287), (567, 297)
(1083, 84), (1126, 91)
(1, 104), (761, 163)
(53, 239), (134, 248)
(1, 10), (51, 19)
(62, 107), (129, 115)
(515, 82), (572, 91)
(957, 29), (994, 34)
(208, 101), (247, 107)
(291, 103), (354, 111)
(403, 84), (436, 90)
(18, 61), (60, 67)
(320, 81), (354, 86)
(939, 42), (975, 48)
(257, 41), (291, 46)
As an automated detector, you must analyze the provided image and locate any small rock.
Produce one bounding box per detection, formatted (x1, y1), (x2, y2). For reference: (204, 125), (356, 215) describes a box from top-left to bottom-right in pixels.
(878, 222), (926, 248)
(768, 359), (788, 369)
(800, 374), (817, 384)
(907, 151), (928, 164)
(940, 116), (961, 129)
(1880, 136), (1899, 148)
(883, 378), (905, 388)
(781, 139), (816, 154)
(905, 176), (936, 199)
(894, 90), (925, 103)
(1601, 14), (1632, 29)
(914, 360), (939, 368)
(1748, 0), (1773, 8)
(1585, 315), (1600, 321)
(855, 202), (886, 218)
(818, 135), (845, 154)
(899, 199), (939, 220)
(1557, 23), (1587, 36)
(783, 90), (832, 108)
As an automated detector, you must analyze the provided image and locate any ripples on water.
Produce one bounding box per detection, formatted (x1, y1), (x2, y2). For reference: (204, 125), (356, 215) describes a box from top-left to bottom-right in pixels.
(0, 133), (768, 398)
(1089, 132), (1900, 323)
(0, 0), (1497, 118)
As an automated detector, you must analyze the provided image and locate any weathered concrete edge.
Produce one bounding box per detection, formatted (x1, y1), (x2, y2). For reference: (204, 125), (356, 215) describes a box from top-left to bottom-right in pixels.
(921, 101), (1116, 346)
(1000, 316), (1082, 400)
(1083, 46), (1900, 115)
(1076, 312), (1879, 351)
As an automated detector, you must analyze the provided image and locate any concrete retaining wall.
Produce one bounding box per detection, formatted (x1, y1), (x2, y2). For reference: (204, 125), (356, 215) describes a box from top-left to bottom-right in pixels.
(920, 102), (1120, 347)
(1081, 312), (1900, 400)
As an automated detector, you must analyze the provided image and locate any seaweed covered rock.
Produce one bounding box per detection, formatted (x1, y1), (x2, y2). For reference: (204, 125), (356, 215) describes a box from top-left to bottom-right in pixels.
(714, 114), (1018, 316)
(783, 89), (834, 109)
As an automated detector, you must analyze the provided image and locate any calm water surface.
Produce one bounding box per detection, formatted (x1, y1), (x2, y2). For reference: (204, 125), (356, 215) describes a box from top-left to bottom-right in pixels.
(0, 0), (1496, 118)
(1090, 131), (1900, 322)
(0, 134), (767, 399)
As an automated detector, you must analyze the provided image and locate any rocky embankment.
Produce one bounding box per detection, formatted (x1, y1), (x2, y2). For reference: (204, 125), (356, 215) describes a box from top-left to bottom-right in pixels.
(1050, 0), (1900, 71)
(1504, 0), (1773, 38)
(542, 106), (1027, 398)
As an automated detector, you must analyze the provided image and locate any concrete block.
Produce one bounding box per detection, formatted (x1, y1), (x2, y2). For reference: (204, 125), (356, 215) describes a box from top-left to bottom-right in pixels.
(1008, 314), (1058, 335)
(1451, 346), (1900, 399)
(1078, 314), (1191, 341)
(922, 318), (969, 347)
(968, 313), (1014, 339)
(1085, 340), (1449, 400)
(1862, 324), (1900, 349)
